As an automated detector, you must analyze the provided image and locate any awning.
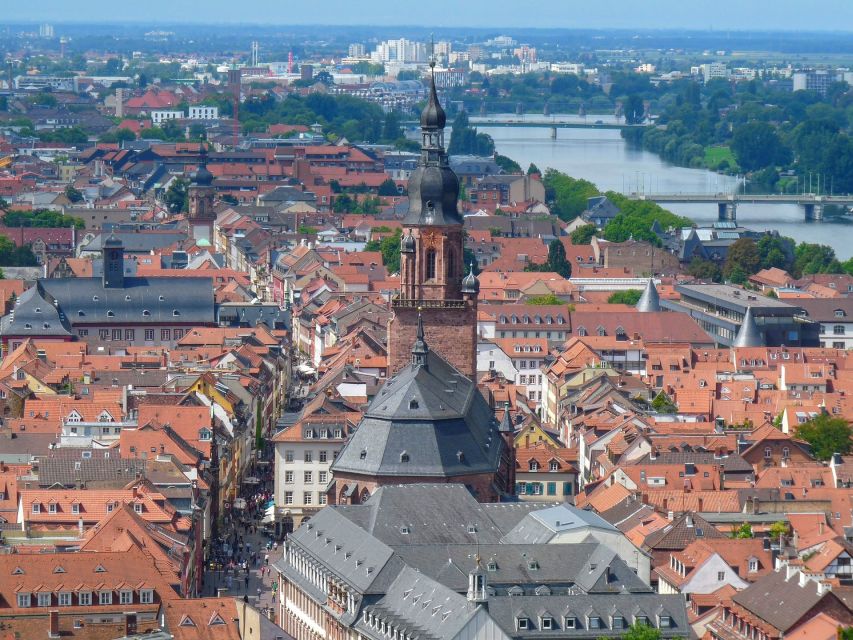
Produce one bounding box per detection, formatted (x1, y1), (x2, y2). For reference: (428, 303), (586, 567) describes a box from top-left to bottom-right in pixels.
(242, 477), (261, 484)
(262, 504), (276, 524)
(297, 364), (316, 375)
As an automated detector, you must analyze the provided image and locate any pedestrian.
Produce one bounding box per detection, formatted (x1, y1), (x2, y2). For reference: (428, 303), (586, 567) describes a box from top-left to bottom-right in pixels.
(257, 587), (262, 599)
(265, 553), (269, 566)
(244, 575), (249, 590)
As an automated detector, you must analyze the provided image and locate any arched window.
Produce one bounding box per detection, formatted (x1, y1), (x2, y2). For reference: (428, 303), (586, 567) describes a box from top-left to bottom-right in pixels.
(426, 249), (436, 280)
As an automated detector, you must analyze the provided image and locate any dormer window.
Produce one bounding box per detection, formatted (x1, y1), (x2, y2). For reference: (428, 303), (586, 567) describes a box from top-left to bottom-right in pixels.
(527, 560), (539, 570)
(107, 310), (114, 317)
(134, 503), (143, 514)
(173, 309), (180, 316)
(48, 503), (57, 514)
(199, 429), (211, 441)
(400, 526), (410, 534)
(487, 560), (497, 572)
(125, 295), (131, 301)
(529, 460), (539, 471)
(159, 295), (165, 301)
(142, 310), (150, 317)
(549, 461), (559, 471)
(32, 503), (41, 514)
(589, 616), (602, 629)
(409, 399), (419, 410)
(541, 617), (553, 630)
(360, 449), (367, 459)
(71, 503), (79, 514)
(400, 452), (409, 463)
(516, 617), (529, 630)
(613, 616), (625, 629)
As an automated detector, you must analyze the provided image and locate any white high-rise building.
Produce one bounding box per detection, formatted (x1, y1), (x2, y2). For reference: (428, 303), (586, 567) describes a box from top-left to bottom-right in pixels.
(39, 24), (54, 38)
(371, 38), (427, 63)
(348, 43), (366, 58)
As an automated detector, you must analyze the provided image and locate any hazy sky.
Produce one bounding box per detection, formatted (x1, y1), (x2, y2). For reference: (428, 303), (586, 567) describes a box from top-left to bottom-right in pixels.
(5, 0), (853, 31)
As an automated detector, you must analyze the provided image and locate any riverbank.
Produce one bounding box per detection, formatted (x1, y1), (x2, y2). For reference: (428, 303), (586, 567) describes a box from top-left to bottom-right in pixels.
(481, 123), (853, 260)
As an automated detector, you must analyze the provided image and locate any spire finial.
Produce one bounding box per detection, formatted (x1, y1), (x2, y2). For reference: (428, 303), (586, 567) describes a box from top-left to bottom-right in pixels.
(429, 33), (436, 70)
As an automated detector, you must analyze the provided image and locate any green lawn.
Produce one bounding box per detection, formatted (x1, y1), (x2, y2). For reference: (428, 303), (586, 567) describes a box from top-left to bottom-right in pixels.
(704, 146), (739, 172)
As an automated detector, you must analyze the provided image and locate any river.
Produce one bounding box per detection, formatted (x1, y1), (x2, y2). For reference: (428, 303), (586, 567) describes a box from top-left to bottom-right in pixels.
(477, 118), (853, 260)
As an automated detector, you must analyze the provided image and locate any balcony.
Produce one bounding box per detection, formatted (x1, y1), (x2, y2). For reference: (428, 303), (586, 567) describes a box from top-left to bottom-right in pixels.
(391, 298), (466, 309)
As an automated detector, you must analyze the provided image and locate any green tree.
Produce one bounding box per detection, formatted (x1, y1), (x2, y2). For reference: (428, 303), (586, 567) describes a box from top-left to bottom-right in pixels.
(365, 229), (403, 274)
(687, 256), (722, 282)
(769, 521), (790, 540)
(731, 121), (791, 172)
(723, 238), (761, 280)
(164, 177), (189, 213)
(494, 154), (521, 174)
(570, 224), (598, 245)
(527, 163), (541, 176)
(607, 289), (642, 305)
(651, 391), (677, 414)
(541, 239), (572, 278)
(525, 294), (564, 305)
(795, 413), (853, 461)
(2, 208), (84, 229)
(64, 185), (84, 204)
(378, 179), (400, 196)
(99, 127), (137, 143)
(381, 111), (403, 142)
(611, 621), (662, 640)
(623, 94), (645, 125)
(543, 170), (599, 221)
(730, 522), (754, 539)
(793, 243), (841, 277)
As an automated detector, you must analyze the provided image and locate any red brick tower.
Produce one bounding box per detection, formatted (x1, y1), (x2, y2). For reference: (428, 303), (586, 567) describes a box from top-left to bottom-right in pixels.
(388, 63), (478, 378)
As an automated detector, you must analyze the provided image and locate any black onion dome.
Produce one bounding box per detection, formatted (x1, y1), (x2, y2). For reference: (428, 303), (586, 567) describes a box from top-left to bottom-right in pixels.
(191, 164), (214, 187)
(420, 74), (446, 130)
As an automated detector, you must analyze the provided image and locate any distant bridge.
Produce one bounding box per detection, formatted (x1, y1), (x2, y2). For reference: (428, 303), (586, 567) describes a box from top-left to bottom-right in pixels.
(628, 192), (853, 221)
(468, 117), (643, 131)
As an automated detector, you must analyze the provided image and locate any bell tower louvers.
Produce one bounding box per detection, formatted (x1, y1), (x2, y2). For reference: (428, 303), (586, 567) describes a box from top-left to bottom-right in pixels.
(388, 62), (478, 378)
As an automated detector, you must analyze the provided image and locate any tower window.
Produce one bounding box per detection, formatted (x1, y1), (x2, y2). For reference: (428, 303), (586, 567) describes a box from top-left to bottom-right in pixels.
(426, 249), (436, 280)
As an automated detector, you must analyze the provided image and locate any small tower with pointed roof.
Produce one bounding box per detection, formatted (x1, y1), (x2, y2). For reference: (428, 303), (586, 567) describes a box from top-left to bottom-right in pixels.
(188, 135), (216, 242)
(733, 306), (764, 348)
(636, 278), (660, 312)
(388, 55), (477, 378)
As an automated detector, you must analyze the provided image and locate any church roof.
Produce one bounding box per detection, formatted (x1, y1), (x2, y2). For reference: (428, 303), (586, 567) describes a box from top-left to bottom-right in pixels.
(331, 348), (503, 478)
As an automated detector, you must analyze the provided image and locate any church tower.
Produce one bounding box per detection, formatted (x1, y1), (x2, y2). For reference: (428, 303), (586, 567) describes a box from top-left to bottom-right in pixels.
(188, 137), (216, 243)
(388, 63), (478, 378)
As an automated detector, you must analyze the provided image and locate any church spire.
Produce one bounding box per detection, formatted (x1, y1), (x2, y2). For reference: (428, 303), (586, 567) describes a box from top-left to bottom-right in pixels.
(411, 311), (429, 367)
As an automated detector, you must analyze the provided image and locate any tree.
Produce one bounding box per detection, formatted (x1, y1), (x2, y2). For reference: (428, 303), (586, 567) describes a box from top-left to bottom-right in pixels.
(543, 170), (599, 221)
(795, 413), (853, 461)
(99, 127), (137, 143)
(723, 238), (761, 280)
(730, 522), (754, 539)
(769, 521), (790, 540)
(545, 239), (571, 278)
(364, 229), (403, 274)
(164, 177), (189, 213)
(607, 289), (642, 305)
(687, 256), (722, 282)
(731, 121), (791, 172)
(570, 224), (598, 245)
(378, 178), (400, 196)
(494, 154), (521, 174)
(651, 391), (677, 414)
(793, 243), (841, 277)
(624, 94), (645, 125)
(525, 294), (563, 305)
(64, 185), (84, 204)
(615, 621), (662, 640)
(527, 163), (541, 176)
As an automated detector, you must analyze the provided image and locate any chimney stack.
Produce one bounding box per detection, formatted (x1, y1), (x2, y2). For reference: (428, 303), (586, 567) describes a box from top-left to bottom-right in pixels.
(697, 497), (704, 512)
(719, 463), (726, 491)
(752, 496), (760, 515)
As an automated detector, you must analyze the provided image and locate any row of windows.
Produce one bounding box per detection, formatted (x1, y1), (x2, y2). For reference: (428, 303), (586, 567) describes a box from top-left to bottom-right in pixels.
(283, 491), (327, 506)
(498, 330), (565, 339)
(498, 315), (566, 325)
(527, 461), (562, 472)
(17, 589), (154, 608)
(518, 374), (543, 385)
(93, 328), (184, 341)
(303, 428), (344, 439)
(516, 615), (668, 631)
(284, 471), (328, 484)
(515, 481), (573, 496)
(33, 501), (144, 515)
(283, 450), (337, 463)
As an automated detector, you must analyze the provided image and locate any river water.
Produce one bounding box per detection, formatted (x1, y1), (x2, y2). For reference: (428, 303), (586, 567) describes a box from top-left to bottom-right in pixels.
(477, 118), (853, 260)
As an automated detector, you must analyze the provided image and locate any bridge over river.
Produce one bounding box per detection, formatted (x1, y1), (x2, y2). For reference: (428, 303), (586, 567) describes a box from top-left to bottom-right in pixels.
(628, 193), (853, 221)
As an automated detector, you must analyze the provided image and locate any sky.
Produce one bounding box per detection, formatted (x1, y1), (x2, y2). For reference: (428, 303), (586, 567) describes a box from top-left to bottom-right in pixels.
(5, 0), (853, 31)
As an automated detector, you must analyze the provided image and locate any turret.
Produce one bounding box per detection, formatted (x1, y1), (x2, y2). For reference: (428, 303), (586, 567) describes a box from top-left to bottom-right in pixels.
(466, 556), (488, 605)
(635, 278), (660, 312)
(461, 263), (479, 296)
(411, 312), (429, 368)
(102, 234), (124, 289)
(733, 306), (764, 348)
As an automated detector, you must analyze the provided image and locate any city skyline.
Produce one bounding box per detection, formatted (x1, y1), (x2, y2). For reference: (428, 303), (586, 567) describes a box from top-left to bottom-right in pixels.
(6, 0), (853, 32)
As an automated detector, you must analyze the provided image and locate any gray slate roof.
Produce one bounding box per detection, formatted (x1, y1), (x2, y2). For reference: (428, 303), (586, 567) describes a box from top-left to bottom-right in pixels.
(1, 277), (216, 335)
(82, 232), (186, 253)
(37, 451), (146, 488)
(331, 350), (503, 478)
